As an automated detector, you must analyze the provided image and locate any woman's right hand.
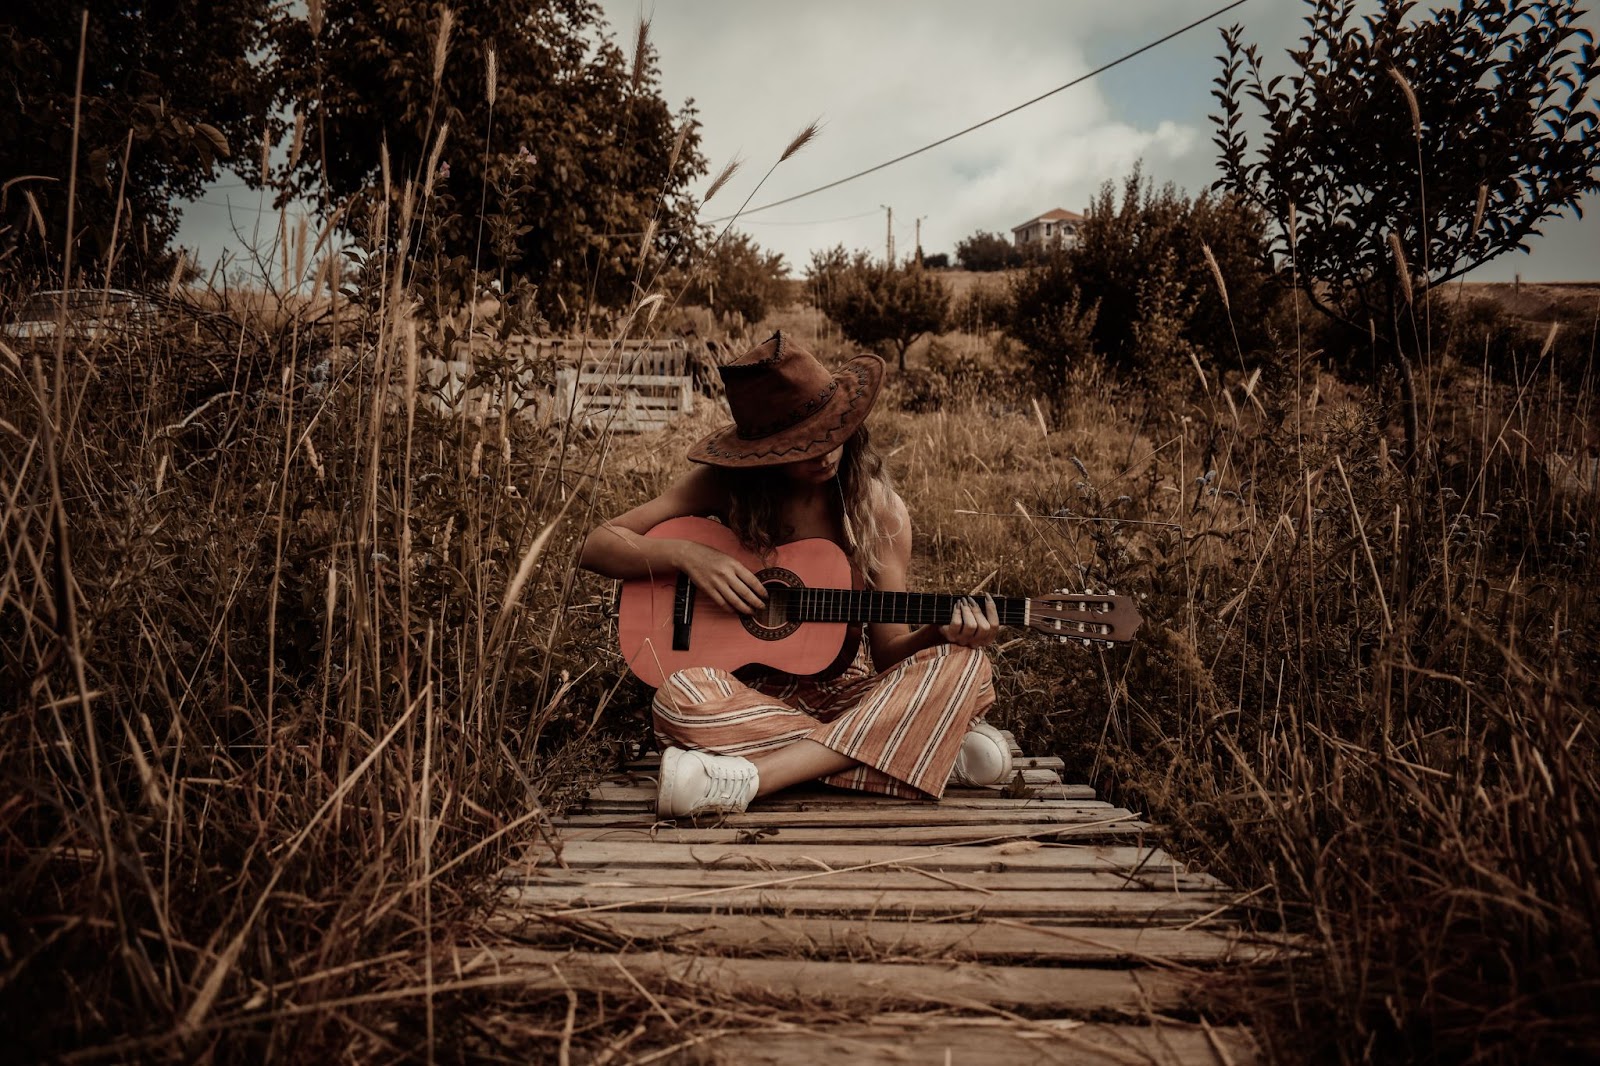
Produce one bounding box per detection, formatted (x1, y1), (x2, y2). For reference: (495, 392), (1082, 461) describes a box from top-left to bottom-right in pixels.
(671, 539), (767, 615)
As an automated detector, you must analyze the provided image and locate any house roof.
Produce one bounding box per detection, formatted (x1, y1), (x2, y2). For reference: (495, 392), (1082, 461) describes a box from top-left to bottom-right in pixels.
(1011, 207), (1085, 233)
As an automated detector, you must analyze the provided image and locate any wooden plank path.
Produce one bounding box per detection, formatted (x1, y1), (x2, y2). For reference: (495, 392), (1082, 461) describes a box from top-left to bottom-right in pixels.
(484, 732), (1265, 1063)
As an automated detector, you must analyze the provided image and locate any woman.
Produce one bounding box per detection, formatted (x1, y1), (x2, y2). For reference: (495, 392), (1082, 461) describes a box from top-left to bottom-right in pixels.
(579, 331), (1011, 818)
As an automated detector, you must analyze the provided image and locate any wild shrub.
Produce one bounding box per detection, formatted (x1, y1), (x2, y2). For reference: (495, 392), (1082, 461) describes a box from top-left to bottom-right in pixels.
(954, 229), (1023, 271)
(679, 231), (791, 325)
(807, 250), (950, 370)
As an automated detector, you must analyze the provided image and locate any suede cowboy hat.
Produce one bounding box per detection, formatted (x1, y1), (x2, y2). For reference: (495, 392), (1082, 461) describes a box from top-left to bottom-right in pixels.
(687, 331), (885, 468)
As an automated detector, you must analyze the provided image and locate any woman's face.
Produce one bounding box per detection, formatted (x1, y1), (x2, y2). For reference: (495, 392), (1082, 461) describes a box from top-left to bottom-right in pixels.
(783, 445), (845, 486)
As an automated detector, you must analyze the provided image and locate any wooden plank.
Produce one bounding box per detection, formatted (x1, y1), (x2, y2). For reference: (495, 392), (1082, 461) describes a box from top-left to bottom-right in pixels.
(510, 840), (1185, 874)
(475, 948), (1192, 1013)
(552, 821), (1150, 846)
(553, 806), (1137, 830)
(696, 1021), (1258, 1066)
(577, 787), (1106, 812)
(615, 766), (1077, 789)
(493, 911), (1263, 963)
(505, 867), (1223, 892)
(499, 884), (1224, 919)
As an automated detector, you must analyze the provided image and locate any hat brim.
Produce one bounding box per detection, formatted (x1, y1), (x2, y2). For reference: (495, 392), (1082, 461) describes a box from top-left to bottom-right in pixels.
(686, 354), (885, 468)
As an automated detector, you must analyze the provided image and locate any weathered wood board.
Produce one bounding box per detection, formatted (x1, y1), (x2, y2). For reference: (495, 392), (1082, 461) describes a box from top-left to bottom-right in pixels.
(484, 744), (1258, 1065)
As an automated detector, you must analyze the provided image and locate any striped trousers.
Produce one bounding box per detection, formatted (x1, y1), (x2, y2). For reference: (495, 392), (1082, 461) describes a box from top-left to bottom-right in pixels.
(652, 639), (994, 799)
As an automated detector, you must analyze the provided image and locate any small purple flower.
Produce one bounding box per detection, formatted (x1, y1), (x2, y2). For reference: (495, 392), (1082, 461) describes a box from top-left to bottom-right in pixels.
(438, 161), (451, 180)
(516, 145), (537, 167)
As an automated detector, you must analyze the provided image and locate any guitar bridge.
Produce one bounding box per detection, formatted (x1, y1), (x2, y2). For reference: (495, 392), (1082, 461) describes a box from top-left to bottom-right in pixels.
(671, 573), (696, 652)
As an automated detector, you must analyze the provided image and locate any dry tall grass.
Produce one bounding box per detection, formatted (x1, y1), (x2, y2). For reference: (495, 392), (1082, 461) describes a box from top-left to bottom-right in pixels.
(4, 11), (1598, 1059)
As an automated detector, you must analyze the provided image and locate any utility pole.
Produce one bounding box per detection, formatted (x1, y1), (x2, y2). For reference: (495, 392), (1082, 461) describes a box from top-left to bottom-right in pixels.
(880, 204), (894, 266)
(914, 215), (927, 268)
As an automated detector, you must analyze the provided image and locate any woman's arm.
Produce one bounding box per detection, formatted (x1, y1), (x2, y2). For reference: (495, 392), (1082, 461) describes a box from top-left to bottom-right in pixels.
(578, 465), (768, 615)
(865, 489), (999, 672)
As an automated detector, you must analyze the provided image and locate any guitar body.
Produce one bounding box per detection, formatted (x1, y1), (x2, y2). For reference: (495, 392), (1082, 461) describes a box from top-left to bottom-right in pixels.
(618, 516), (859, 689)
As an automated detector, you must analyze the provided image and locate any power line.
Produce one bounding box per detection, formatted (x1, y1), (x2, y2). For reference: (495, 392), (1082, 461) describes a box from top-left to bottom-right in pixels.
(736, 208), (884, 227)
(707, 0), (1250, 222)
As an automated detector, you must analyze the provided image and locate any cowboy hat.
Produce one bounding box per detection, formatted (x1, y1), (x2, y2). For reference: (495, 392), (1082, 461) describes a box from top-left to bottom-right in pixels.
(686, 331), (884, 467)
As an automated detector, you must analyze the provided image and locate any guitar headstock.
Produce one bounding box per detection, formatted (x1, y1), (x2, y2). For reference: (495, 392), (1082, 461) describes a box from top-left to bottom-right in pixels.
(1027, 590), (1143, 646)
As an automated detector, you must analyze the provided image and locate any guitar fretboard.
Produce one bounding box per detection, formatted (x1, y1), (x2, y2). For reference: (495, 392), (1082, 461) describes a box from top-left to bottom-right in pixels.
(771, 587), (1028, 627)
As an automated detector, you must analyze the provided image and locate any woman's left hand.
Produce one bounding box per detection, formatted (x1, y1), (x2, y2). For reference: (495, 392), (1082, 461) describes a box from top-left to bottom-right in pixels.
(939, 594), (1000, 649)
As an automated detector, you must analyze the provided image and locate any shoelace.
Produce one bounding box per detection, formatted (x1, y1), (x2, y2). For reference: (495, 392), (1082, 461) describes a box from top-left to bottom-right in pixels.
(696, 760), (757, 811)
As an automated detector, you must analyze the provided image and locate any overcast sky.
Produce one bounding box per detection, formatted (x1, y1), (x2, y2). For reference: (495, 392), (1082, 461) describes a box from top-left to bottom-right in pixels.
(177, 0), (1599, 282)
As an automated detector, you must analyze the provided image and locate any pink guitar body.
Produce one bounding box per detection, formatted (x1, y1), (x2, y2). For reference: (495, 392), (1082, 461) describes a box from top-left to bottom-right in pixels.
(617, 517), (859, 689)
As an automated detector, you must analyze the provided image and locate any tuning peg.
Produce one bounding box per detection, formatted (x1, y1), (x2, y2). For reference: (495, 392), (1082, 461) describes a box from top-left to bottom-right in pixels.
(1056, 636), (1069, 644)
(1081, 638), (1091, 647)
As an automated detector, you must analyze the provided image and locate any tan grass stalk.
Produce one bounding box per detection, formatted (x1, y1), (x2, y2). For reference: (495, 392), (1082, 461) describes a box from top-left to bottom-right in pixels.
(432, 9), (455, 88)
(486, 47), (498, 106)
(288, 111), (306, 171)
(1201, 242), (1230, 312)
(1472, 184), (1488, 238)
(22, 189), (47, 237)
(780, 119), (822, 163)
(423, 122), (451, 199)
(1389, 232), (1414, 306)
(1539, 320), (1560, 361)
(665, 123), (688, 181)
(306, 0), (323, 37)
(1187, 349), (1210, 394)
(702, 158), (741, 206)
(629, 18), (651, 94)
(1388, 66), (1421, 139)
(1334, 456), (1394, 632)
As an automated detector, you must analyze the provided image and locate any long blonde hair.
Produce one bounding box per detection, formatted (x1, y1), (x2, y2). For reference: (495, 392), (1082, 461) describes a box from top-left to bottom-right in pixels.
(720, 425), (896, 585)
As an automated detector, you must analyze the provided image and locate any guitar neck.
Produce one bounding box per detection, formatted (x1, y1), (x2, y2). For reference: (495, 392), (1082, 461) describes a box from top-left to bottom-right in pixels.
(775, 587), (1028, 627)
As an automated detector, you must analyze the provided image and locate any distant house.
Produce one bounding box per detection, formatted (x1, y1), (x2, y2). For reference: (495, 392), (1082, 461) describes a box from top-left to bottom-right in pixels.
(1012, 208), (1085, 251)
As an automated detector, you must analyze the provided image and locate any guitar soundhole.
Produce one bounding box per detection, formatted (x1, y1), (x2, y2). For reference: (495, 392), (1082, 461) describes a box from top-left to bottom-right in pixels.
(742, 567), (803, 641)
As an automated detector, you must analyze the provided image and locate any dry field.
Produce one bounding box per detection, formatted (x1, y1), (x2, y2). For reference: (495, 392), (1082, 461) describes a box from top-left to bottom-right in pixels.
(3, 265), (1597, 1061)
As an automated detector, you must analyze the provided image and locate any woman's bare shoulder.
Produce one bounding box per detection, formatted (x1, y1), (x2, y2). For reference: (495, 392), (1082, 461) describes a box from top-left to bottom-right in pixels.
(872, 479), (911, 536)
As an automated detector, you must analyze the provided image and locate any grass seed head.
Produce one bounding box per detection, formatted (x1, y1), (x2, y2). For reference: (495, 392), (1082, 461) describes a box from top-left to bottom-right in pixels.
(1202, 242), (1230, 312)
(1389, 231), (1415, 306)
(433, 9), (455, 88)
(1388, 66), (1421, 139)
(780, 119), (822, 163)
(630, 18), (651, 94)
(702, 158), (741, 206)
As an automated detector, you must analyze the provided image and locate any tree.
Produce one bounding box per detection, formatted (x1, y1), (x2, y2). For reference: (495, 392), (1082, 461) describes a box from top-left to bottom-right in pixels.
(955, 230), (1022, 271)
(812, 255), (950, 371)
(1213, 0), (1600, 363)
(0, 1), (273, 285)
(683, 232), (789, 325)
(1062, 166), (1273, 371)
(271, 1), (706, 327)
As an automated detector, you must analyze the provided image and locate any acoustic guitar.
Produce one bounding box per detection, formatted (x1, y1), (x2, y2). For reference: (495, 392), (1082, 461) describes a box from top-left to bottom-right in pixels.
(617, 516), (1142, 689)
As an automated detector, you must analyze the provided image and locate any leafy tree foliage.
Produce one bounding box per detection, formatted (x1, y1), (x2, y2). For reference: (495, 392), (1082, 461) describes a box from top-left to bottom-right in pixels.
(0, 0), (273, 285)
(1213, 0), (1600, 352)
(683, 231), (789, 325)
(809, 248), (949, 370)
(272, 0), (706, 326)
(1006, 167), (1272, 381)
(922, 251), (950, 269)
(955, 229), (1022, 271)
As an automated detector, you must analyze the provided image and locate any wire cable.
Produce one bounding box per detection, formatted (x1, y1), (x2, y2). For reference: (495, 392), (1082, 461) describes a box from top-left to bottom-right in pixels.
(706, 0), (1250, 222)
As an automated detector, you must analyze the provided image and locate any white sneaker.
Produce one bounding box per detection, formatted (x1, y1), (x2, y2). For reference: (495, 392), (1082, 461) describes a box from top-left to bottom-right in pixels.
(949, 722), (1014, 787)
(656, 747), (760, 818)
